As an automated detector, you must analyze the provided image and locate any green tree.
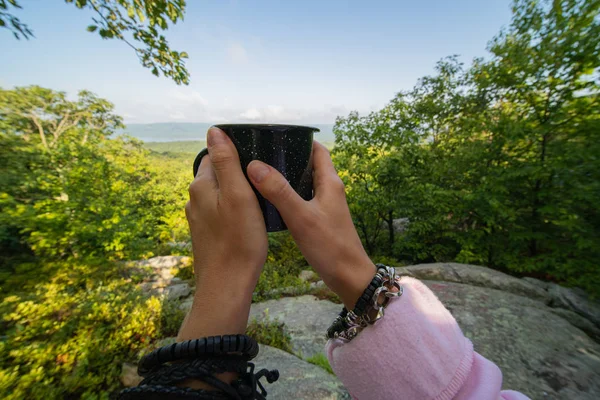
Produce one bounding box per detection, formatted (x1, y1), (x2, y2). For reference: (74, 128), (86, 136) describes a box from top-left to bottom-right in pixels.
(0, 0), (189, 84)
(0, 86), (123, 151)
(334, 0), (600, 293)
(466, 0), (600, 284)
(0, 86), (165, 265)
(334, 58), (467, 262)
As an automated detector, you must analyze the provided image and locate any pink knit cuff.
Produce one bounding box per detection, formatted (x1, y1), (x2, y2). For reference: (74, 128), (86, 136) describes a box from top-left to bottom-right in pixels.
(435, 339), (474, 400)
(326, 277), (476, 400)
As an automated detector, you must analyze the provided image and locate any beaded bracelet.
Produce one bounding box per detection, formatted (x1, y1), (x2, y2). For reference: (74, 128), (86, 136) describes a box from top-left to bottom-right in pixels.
(326, 264), (403, 341)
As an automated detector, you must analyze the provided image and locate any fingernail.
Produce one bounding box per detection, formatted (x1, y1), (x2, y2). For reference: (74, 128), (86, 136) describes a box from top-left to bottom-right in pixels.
(248, 161), (270, 183)
(207, 128), (226, 147)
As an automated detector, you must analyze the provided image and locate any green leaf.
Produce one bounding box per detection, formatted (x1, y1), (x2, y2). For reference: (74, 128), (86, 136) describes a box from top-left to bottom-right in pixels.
(86, 25), (97, 33)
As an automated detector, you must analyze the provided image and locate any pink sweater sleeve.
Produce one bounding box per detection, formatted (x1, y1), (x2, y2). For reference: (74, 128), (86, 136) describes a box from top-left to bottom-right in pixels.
(325, 277), (530, 400)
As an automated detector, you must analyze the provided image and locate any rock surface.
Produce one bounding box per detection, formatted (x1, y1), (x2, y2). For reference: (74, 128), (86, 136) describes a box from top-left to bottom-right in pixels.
(249, 295), (341, 359)
(120, 362), (143, 387)
(169, 262), (600, 399)
(298, 270), (319, 283)
(245, 265), (600, 399)
(418, 280), (600, 400)
(546, 283), (600, 328)
(401, 263), (600, 332)
(548, 307), (600, 342)
(131, 255), (192, 297)
(135, 255), (191, 276)
(120, 345), (348, 398)
(254, 345), (349, 399)
(402, 262), (550, 302)
(164, 282), (191, 300)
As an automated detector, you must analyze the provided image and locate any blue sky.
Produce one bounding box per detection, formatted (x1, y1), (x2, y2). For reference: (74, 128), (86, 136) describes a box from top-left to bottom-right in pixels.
(1, 0), (513, 125)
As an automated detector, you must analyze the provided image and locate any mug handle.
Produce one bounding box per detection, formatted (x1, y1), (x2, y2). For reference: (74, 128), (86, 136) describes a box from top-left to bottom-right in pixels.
(192, 148), (209, 177)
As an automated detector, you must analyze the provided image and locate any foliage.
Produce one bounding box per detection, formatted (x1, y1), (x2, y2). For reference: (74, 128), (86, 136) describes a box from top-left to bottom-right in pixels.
(1, 0), (189, 84)
(0, 86), (192, 268)
(0, 0), (32, 39)
(252, 231), (309, 301)
(253, 262), (307, 302)
(174, 264), (194, 281)
(245, 314), (293, 354)
(306, 353), (334, 375)
(145, 152), (192, 252)
(0, 261), (183, 399)
(0, 84), (191, 398)
(266, 231), (307, 271)
(334, 0), (600, 294)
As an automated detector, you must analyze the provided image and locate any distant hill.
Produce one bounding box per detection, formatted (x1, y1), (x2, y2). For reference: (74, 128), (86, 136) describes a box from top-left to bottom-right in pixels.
(143, 139), (335, 155)
(144, 140), (205, 154)
(122, 122), (336, 143)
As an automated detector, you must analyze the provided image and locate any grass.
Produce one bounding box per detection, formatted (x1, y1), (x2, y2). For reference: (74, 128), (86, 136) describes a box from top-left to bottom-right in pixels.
(306, 353), (334, 375)
(246, 313), (293, 354)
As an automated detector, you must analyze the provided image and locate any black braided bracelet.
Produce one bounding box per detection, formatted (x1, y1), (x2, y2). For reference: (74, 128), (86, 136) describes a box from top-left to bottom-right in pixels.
(326, 265), (387, 339)
(138, 335), (259, 376)
(141, 357), (248, 387)
(119, 361), (280, 400)
(119, 384), (232, 399)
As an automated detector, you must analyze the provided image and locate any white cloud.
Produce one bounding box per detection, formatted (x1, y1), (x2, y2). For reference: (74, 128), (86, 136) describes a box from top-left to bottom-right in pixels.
(240, 108), (262, 120)
(226, 43), (248, 64)
(118, 99), (354, 125)
(169, 90), (209, 106)
(238, 105), (303, 122)
(169, 111), (186, 120)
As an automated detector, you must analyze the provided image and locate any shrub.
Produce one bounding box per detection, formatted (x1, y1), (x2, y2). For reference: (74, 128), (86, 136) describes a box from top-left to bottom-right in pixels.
(253, 262), (307, 302)
(0, 261), (182, 399)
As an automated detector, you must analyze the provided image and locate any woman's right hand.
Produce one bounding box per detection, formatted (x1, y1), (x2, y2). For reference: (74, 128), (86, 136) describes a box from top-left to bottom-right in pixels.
(246, 141), (375, 310)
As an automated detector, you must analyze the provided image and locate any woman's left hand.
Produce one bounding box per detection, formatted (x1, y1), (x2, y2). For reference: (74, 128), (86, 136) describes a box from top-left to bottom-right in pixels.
(178, 127), (268, 340)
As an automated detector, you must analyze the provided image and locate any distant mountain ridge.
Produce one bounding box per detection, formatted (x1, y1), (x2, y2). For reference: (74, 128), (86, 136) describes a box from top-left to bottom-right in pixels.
(122, 123), (336, 143)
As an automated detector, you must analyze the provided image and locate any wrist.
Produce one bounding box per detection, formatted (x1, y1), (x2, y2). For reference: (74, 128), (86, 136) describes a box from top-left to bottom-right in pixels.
(331, 258), (376, 310)
(177, 264), (258, 341)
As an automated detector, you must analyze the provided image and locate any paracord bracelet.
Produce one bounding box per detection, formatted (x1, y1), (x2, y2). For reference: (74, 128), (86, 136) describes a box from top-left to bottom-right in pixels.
(121, 335), (279, 400)
(119, 361), (280, 400)
(138, 334), (259, 376)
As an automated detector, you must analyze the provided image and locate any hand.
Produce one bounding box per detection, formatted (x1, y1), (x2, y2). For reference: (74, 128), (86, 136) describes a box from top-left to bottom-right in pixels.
(246, 141), (375, 310)
(179, 127), (268, 341)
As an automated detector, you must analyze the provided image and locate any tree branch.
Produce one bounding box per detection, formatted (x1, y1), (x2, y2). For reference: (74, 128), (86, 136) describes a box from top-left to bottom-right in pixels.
(30, 115), (48, 150)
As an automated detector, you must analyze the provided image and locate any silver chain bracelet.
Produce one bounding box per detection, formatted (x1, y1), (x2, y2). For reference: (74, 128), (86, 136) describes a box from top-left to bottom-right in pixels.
(333, 265), (403, 342)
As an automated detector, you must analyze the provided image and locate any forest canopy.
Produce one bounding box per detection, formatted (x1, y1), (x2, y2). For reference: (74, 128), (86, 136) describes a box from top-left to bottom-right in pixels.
(334, 0), (600, 293)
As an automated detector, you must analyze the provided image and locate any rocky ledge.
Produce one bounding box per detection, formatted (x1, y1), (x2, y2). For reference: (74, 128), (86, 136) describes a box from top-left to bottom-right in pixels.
(128, 258), (600, 400)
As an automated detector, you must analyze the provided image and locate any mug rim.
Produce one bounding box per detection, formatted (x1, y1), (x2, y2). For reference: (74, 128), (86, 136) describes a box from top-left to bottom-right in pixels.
(213, 123), (320, 132)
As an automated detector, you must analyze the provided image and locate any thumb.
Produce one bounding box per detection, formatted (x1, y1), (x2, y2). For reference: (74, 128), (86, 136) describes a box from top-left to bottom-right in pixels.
(247, 160), (306, 221)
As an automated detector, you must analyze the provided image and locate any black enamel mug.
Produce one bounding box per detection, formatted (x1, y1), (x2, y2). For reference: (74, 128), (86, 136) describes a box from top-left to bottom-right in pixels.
(193, 124), (319, 232)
